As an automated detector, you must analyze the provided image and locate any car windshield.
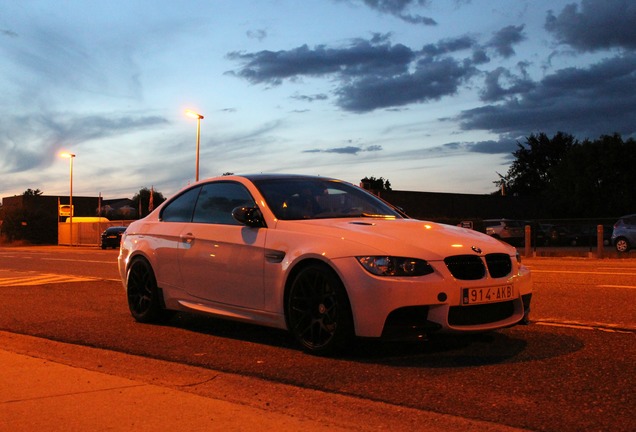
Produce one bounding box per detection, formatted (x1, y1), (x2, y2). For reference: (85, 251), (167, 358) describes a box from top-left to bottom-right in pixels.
(252, 178), (403, 221)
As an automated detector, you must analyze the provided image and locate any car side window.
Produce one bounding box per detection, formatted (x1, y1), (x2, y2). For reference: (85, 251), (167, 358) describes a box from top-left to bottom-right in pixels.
(160, 187), (201, 222)
(192, 182), (256, 225)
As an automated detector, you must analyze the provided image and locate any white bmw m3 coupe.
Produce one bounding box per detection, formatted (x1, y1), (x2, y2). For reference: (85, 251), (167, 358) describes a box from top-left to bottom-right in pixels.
(118, 174), (532, 355)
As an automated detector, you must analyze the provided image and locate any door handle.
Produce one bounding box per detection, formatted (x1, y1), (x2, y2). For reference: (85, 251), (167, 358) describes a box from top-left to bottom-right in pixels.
(180, 233), (195, 244)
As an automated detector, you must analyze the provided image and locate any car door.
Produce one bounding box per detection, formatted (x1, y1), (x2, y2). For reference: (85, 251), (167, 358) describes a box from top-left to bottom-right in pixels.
(151, 185), (202, 291)
(178, 181), (267, 309)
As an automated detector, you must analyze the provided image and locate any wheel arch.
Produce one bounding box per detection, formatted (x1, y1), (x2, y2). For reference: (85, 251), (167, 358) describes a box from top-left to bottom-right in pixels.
(124, 250), (155, 276)
(282, 257), (353, 329)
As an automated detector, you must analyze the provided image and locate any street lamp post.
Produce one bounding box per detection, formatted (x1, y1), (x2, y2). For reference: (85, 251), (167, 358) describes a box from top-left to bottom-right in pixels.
(185, 110), (204, 182)
(61, 153), (76, 246)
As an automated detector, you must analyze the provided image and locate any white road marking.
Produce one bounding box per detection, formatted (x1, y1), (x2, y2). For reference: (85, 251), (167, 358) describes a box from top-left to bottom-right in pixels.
(0, 273), (98, 287)
(44, 258), (116, 264)
(530, 269), (636, 276)
(534, 319), (635, 334)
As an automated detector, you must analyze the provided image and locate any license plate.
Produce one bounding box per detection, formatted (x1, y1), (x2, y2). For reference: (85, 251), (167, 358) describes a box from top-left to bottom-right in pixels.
(462, 285), (514, 305)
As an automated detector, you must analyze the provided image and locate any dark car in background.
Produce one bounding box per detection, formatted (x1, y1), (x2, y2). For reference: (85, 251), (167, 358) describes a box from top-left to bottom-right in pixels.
(612, 214), (636, 252)
(101, 226), (127, 249)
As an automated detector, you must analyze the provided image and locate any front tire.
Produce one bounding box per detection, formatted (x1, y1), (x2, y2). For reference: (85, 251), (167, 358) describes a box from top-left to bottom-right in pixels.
(126, 258), (168, 323)
(615, 238), (630, 253)
(286, 263), (353, 355)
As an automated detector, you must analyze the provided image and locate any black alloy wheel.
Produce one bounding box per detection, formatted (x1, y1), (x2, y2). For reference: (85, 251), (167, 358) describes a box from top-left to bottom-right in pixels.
(287, 263), (353, 355)
(126, 258), (167, 323)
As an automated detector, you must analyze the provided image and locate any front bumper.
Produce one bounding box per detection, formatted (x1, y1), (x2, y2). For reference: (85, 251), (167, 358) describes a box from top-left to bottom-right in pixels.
(335, 257), (532, 339)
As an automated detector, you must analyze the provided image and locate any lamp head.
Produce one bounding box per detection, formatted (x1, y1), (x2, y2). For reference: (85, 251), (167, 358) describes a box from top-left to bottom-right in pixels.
(185, 109), (204, 120)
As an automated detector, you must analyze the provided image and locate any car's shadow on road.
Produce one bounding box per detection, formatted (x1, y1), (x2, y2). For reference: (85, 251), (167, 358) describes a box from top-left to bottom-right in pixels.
(343, 328), (585, 367)
(164, 313), (584, 368)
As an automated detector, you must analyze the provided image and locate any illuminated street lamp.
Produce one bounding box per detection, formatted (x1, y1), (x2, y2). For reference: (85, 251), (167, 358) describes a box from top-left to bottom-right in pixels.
(60, 152), (76, 246)
(185, 109), (204, 182)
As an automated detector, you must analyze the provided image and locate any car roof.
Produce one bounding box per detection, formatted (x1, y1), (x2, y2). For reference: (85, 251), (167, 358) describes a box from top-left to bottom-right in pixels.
(239, 173), (339, 182)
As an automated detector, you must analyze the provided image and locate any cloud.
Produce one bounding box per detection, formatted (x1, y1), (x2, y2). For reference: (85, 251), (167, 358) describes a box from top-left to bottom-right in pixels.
(228, 36), (478, 113)
(247, 29), (267, 41)
(291, 93), (329, 102)
(480, 66), (535, 102)
(487, 25), (526, 58)
(303, 145), (383, 155)
(1, 29), (18, 38)
(421, 36), (477, 57)
(458, 54), (636, 138)
(0, 113), (169, 173)
(336, 57), (477, 112)
(466, 138), (519, 155)
(226, 38), (414, 84)
(545, 0), (636, 51)
(359, 0), (437, 25)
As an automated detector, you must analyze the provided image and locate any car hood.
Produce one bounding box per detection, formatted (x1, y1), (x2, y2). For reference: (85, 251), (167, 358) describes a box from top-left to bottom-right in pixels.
(277, 217), (516, 261)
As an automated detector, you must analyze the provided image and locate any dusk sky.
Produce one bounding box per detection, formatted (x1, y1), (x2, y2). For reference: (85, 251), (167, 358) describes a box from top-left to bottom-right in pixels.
(2, 0), (635, 201)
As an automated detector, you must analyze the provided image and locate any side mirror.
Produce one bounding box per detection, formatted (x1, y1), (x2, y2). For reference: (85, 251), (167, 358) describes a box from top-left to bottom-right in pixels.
(232, 206), (266, 228)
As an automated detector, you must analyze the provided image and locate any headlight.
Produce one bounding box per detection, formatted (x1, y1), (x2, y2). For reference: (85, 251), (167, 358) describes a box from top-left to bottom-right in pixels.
(356, 256), (434, 277)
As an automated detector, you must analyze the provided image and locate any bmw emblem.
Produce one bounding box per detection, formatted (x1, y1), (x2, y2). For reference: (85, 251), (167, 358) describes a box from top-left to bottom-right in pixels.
(471, 246), (482, 254)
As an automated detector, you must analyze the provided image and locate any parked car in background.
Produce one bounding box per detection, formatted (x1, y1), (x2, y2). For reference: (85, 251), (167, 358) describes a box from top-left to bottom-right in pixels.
(612, 214), (636, 252)
(483, 219), (525, 245)
(118, 174), (532, 355)
(101, 226), (127, 249)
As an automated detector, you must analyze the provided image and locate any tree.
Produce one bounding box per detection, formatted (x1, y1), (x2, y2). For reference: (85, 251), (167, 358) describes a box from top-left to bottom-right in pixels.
(548, 134), (636, 217)
(361, 176), (392, 193)
(132, 187), (166, 218)
(495, 132), (576, 196)
(23, 188), (43, 197)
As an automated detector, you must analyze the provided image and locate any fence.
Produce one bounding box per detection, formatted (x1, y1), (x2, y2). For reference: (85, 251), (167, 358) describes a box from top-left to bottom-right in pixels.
(58, 220), (134, 246)
(500, 219), (630, 258)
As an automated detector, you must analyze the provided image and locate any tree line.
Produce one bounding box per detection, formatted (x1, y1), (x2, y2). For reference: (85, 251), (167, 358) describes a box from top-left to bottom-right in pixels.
(494, 132), (635, 218)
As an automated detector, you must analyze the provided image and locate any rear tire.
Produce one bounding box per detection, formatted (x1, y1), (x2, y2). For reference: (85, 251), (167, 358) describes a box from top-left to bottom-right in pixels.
(126, 258), (168, 323)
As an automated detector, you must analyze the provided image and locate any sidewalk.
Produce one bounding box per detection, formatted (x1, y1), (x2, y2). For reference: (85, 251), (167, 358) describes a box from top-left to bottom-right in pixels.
(0, 332), (529, 432)
(1, 348), (323, 432)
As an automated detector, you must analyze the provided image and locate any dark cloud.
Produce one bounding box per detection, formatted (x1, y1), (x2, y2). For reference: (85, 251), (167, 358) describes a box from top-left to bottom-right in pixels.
(291, 93), (329, 102)
(337, 57), (477, 112)
(545, 0), (636, 51)
(227, 1), (635, 140)
(467, 138), (518, 155)
(480, 66), (535, 102)
(227, 39), (414, 84)
(303, 145), (383, 155)
(487, 25), (526, 58)
(361, 0), (437, 25)
(421, 35), (476, 56)
(458, 55), (636, 138)
(228, 36), (478, 113)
